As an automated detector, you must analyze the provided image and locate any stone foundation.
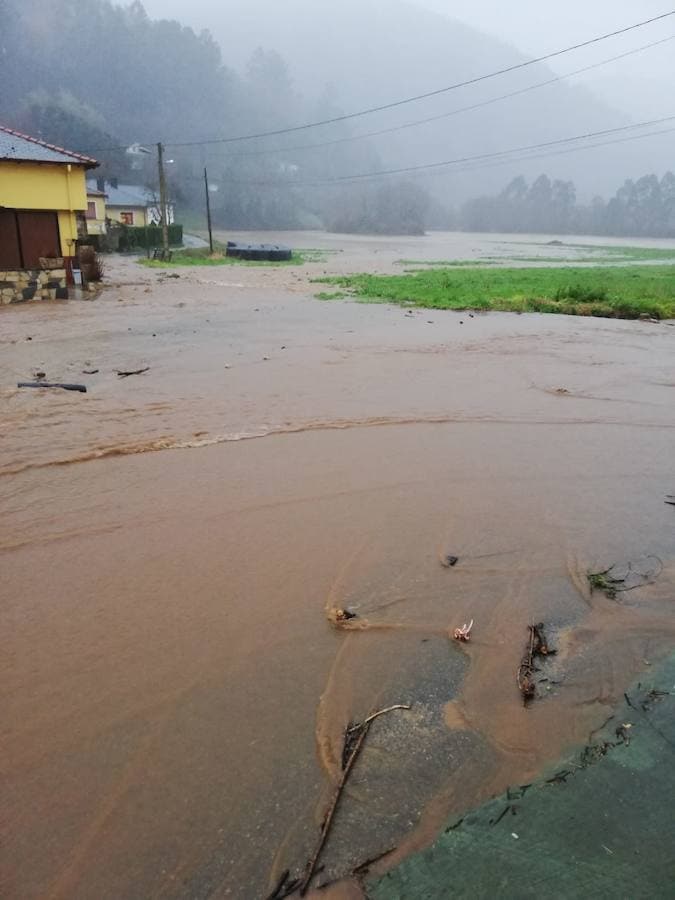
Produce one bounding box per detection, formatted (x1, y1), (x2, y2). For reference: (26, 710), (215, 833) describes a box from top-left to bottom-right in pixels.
(0, 268), (69, 304)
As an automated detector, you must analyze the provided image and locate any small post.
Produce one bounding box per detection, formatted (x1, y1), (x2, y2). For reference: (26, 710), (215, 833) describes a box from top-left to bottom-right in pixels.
(157, 141), (169, 254)
(204, 167), (214, 254)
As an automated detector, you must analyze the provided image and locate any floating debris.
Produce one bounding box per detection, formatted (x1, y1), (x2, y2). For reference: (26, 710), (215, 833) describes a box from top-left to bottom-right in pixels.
(116, 367), (150, 378)
(453, 619), (474, 642)
(588, 557), (663, 600)
(588, 568), (625, 599)
(18, 381), (86, 393)
(326, 607), (358, 628)
(517, 623), (556, 705)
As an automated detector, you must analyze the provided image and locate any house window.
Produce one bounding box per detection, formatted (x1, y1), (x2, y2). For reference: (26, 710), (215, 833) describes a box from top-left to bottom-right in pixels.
(86, 201), (97, 219)
(120, 211), (134, 225)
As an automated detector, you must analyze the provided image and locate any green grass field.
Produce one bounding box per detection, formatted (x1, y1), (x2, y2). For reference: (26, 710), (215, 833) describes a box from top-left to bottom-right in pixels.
(316, 265), (675, 320)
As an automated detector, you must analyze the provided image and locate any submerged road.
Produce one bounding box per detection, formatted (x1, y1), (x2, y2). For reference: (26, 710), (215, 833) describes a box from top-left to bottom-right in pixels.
(2, 232), (675, 898)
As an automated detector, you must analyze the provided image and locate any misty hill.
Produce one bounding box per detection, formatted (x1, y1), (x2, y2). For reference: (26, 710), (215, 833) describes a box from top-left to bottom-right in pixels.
(0, 0), (383, 226)
(1, 0), (672, 233)
(0, 0), (237, 159)
(141, 0), (672, 199)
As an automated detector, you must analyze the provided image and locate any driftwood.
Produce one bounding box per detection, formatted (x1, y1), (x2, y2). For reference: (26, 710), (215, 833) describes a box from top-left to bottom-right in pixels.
(18, 381), (86, 393)
(116, 367), (150, 378)
(298, 704), (411, 895)
(517, 623), (555, 705)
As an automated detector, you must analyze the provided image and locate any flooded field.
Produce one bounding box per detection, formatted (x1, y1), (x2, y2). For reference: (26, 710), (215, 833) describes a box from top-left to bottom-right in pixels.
(2, 232), (675, 898)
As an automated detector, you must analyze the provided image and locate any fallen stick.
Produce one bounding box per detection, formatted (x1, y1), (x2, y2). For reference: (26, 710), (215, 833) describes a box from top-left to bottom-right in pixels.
(352, 845), (397, 876)
(299, 704), (410, 895)
(265, 869), (301, 900)
(299, 722), (370, 895)
(116, 367), (150, 378)
(517, 623), (555, 705)
(17, 381), (87, 393)
(349, 704), (411, 730)
(517, 625), (537, 704)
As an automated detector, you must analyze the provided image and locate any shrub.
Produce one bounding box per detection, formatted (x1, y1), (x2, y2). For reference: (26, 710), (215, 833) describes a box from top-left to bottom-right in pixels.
(117, 224), (183, 251)
(77, 244), (103, 284)
(78, 244), (104, 282)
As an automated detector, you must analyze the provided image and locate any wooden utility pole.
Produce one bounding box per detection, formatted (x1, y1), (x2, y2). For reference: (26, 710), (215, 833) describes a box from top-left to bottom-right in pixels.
(204, 167), (214, 254)
(157, 141), (169, 254)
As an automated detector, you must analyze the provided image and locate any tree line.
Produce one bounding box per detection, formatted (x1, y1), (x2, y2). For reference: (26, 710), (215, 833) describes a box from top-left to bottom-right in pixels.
(459, 172), (675, 238)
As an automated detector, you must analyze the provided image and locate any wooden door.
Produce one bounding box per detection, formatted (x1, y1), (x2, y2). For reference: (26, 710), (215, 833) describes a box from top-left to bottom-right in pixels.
(0, 209), (22, 268)
(16, 212), (61, 267)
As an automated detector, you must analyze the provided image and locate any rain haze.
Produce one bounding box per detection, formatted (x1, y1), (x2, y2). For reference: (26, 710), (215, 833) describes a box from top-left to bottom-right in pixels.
(2, 2), (675, 900)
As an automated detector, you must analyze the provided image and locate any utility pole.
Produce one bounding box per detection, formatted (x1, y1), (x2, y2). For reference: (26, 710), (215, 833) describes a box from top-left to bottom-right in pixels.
(204, 167), (214, 254)
(157, 141), (169, 255)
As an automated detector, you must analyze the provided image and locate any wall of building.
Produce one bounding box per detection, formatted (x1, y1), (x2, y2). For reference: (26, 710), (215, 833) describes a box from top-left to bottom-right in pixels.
(0, 161), (88, 257)
(106, 205), (148, 227)
(0, 267), (69, 303)
(86, 194), (107, 235)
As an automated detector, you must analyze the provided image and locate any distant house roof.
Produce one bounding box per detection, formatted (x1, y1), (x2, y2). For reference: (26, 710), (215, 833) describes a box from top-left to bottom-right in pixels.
(0, 124), (98, 168)
(86, 179), (165, 208)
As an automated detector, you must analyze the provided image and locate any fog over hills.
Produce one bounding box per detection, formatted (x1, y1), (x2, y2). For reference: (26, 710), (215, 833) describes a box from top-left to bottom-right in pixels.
(2, 0), (672, 230)
(139, 0), (675, 199)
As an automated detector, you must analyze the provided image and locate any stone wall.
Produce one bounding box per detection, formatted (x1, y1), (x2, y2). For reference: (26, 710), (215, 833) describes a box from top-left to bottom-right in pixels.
(0, 268), (69, 304)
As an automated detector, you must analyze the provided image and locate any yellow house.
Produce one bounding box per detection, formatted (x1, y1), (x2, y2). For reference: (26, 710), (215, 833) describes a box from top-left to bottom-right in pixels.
(86, 178), (175, 228)
(85, 186), (108, 235)
(0, 123), (98, 278)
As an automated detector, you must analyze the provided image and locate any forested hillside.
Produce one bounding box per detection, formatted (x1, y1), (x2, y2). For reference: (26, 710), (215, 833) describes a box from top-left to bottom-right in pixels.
(0, 0), (381, 227)
(1, 0), (673, 235)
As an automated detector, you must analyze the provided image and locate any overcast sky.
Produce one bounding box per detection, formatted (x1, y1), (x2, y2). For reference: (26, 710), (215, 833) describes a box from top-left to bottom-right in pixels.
(416, 1), (675, 117)
(419, 1), (671, 55)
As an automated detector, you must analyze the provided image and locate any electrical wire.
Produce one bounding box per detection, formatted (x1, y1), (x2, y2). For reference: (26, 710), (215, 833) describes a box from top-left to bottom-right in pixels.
(217, 115), (675, 187)
(205, 34), (675, 160)
(86, 10), (675, 152)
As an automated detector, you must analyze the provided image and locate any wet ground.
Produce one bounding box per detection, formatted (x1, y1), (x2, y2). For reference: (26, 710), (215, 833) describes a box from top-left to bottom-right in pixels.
(2, 232), (675, 898)
(368, 653), (675, 898)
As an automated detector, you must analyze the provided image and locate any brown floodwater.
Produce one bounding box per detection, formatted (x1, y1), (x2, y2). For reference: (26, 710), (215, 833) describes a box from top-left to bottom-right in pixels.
(2, 236), (675, 898)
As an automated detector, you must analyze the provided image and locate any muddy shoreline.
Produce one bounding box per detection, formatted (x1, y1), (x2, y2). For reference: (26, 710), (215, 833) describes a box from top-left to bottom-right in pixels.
(2, 235), (675, 898)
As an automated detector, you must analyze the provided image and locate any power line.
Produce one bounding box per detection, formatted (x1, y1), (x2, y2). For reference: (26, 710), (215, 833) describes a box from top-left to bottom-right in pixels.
(87, 10), (675, 153)
(428, 125), (675, 181)
(218, 125), (675, 191)
(220, 115), (675, 187)
(165, 11), (675, 148)
(207, 33), (675, 160)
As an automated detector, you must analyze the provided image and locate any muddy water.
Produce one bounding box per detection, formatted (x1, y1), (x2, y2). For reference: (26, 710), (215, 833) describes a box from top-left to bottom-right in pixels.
(2, 242), (675, 898)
